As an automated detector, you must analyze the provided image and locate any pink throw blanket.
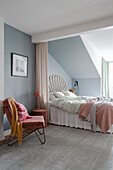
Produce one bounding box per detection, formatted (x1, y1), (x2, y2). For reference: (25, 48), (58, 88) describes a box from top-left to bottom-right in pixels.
(79, 102), (93, 119)
(79, 98), (97, 119)
(96, 103), (113, 133)
(79, 98), (113, 133)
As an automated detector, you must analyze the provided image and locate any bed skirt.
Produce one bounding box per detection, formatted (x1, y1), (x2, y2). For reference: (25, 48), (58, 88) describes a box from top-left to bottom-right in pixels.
(49, 106), (113, 133)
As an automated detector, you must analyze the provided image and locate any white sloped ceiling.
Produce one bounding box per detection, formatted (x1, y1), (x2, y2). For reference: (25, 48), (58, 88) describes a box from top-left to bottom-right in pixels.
(81, 29), (113, 62)
(81, 35), (101, 77)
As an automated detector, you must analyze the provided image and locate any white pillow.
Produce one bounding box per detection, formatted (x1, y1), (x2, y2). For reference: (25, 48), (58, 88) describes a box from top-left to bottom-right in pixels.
(62, 90), (77, 97)
(49, 94), (56, 101)
(54, 91), (65, 98)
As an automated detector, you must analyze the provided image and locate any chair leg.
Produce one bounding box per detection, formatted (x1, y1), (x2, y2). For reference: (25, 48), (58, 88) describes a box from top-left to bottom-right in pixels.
(7, 135), (18, 146)
(6, 129), (35, 146)
(37, 129), (44, 135)
(7, 127), (46, 146)
(35, 126), (46, 144)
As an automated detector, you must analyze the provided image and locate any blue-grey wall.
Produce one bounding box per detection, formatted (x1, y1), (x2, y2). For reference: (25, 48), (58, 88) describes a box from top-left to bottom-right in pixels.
(48, 36), (100, 79)
(48, 36), (101, 96)
(48, 52), (72, 89)
(72, 78), (101, 97)
(4, 24), (36, 130)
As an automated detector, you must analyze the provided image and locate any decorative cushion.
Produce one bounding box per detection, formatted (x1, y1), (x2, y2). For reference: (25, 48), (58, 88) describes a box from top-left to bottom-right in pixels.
(69, 89), (76, 93)
(62, 90), (77, 97)
(54, 91), (65, 98)
(14, 101), (30, 122)
(49, 94), (56, 101)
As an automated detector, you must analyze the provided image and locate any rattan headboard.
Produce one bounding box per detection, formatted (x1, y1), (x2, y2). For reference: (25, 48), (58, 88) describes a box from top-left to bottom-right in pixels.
(49, 75), (68, 93)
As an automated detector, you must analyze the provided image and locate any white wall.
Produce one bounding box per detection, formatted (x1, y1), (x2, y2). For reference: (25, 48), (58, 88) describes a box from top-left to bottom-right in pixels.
(48, 52), (72, 90)
(0, 17), (4, 140)
(0, 17), (4, 99)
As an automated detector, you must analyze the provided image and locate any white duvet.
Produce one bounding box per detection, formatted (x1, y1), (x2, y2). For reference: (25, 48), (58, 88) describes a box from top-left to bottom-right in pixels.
(50, 96), (94, 114)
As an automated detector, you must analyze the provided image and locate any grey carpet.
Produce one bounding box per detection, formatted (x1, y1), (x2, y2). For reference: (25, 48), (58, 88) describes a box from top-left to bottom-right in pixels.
(0, 124), (113, 170)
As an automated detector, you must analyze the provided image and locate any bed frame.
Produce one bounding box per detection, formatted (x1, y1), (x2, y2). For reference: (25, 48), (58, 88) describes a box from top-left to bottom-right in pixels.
(49, 74), (113, 133)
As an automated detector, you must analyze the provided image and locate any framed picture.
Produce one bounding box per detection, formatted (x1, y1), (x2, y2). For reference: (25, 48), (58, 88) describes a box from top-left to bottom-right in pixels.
(11, 53), (28, 77)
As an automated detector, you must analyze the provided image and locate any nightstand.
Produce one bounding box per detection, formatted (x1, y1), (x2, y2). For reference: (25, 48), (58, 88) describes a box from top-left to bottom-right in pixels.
(32, 109), (47, 127)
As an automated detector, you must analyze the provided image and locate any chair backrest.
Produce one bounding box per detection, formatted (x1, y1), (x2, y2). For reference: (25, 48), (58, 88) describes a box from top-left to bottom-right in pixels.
(2, 99), (12, 123)
(3, 98), (30, 123)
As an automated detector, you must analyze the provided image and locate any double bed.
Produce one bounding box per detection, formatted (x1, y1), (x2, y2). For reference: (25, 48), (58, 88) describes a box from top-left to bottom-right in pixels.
(49, 75), (113, 133)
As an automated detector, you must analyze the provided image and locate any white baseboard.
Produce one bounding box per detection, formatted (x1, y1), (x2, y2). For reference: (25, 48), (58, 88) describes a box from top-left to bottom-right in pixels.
(0, 129), (11, 141)
(3, 129), (11, 136)
(0, 132), (4, 141)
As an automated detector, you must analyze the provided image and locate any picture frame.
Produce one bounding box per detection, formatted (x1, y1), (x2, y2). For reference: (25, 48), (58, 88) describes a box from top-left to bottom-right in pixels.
(11, 53), (28, 77)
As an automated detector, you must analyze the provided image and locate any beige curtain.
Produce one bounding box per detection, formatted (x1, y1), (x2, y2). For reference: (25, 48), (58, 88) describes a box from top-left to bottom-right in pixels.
(36, 42), (49, 121)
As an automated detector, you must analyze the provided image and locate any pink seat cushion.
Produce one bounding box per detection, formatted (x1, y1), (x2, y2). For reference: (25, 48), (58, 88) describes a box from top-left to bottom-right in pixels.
(22, 116), (45, 129)
(14, 101), (31, 122)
